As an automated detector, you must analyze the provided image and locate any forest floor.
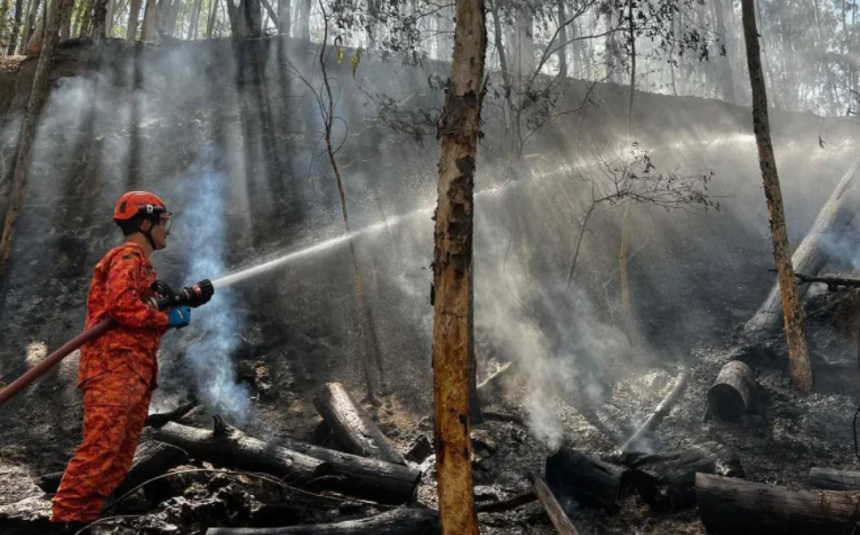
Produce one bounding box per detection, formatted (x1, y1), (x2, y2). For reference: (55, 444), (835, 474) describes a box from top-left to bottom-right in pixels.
(2, 286), (860, 534)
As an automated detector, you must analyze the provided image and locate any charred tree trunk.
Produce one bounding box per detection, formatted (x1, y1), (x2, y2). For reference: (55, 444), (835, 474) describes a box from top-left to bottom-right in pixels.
(206, 508), (441, 535)
(808, 468), (860, 491)
(530, 474), (581, 535)
(312, 382), (405, 464)
(431, 0), (487, 532)
(154, 417), (421, 504)
(696, 472), (860, 534)
(745, 160), (860, 333)
(707, 360), (755, 421)
(0, 0), (75, 281)
(620, 442), (744, 512)
(620, 370), (689, 453)
(741, 0), (813, 394)
(144, 399), (199, 428)
(126, 0), (141, 39)
(545, 448), (628, 513)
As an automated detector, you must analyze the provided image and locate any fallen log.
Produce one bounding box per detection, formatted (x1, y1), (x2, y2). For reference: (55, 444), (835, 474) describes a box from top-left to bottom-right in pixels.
(35, 441), (188, 495)
(707, 361), (755, 422)
(696, 472), (860, 534)
(620, 442), (744, 512)
(529, 474), (581, 535)
(476, 491), (537, 513)
(154, 416), (421, 504)
(808, 467), (860, 491)
(545, 447), (628, 513)
(745, 159), (860, 333)
(795, 272), (860, 290)
(205, 507), (440, 535)
(620, 371), (689, 454)
(145, 398), (200, 428)
(312, 382), (405, 465)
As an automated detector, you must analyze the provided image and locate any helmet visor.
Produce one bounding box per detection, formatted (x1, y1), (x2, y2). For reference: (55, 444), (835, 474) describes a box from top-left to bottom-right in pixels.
(159, 212), (173, 232)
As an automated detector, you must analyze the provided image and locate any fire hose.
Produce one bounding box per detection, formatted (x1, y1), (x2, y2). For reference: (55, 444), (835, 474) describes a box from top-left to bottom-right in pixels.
(0, 279), (214, 408)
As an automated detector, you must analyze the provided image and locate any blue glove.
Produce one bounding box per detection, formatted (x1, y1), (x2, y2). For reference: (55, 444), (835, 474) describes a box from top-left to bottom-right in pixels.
(167, 306), (191, 329)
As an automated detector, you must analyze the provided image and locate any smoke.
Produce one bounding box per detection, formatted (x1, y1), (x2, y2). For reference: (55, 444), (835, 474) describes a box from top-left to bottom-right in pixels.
(171, 144), (251, 422)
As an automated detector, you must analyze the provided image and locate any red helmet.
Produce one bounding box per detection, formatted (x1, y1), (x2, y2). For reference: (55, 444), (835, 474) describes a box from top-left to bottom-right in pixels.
(113, 191), (168, 221)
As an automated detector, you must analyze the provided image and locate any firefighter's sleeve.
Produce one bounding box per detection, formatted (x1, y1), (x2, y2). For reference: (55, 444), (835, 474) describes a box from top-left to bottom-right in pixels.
(104, 253), (170, 330)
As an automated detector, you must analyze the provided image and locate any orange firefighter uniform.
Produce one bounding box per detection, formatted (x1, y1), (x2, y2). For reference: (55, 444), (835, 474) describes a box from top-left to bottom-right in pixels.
(51, 242), (169, 523)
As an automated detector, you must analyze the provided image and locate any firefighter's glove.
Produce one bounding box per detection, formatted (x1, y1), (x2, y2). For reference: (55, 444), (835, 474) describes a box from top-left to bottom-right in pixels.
(167, 306), (191, 329)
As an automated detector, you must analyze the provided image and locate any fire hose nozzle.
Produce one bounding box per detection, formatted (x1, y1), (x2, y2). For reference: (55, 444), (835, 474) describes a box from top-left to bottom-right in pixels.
(149, 279), (215, 311)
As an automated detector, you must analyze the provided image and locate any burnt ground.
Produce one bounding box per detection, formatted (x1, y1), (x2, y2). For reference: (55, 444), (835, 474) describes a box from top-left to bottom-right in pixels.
(2, 38), (860, 534)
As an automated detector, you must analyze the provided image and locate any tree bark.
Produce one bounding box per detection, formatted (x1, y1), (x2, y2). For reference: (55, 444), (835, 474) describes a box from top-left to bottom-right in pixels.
(275, 0), (287, 34)
(556, 0), (566, 77)
(90, 0), (108, 38)
(126, 0), (141, 39)
(545, 447), (628, 514)
(205, 508), (440, 535)
(205, 0), (217, 36)
(154, 417), (421, 504)
(619, 442), (744, 512)
(530, 474), (581, 535)
(808, 468), (860, 491)
(297, 0), (308, 40)
(0, 0), (74, 283)
(745, 159), (860, 333)
(620, 370), (689, 453)
(707, 361), (755, 422)
(141, 0), (158, 40)
(696, 472), (860, 534)
(312, 382), (405, 465)
(144, 399), (200, 428)
(6, 0), (24, 54)
(741, 0), (813, 394)
(19, 0), (40, 53)
(431, 0), (487, 532)
(186, 0), (203, 38)
(753, 0), (780, 109)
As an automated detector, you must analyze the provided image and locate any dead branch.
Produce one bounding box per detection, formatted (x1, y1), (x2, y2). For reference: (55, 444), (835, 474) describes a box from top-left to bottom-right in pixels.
(619, 370), (689, 454)
(529, 474), (581, 535)
(476, 491), (537, 513)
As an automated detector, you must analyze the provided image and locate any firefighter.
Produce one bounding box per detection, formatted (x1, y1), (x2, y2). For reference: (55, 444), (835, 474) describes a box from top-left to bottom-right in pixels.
(50, 191), (191, 530)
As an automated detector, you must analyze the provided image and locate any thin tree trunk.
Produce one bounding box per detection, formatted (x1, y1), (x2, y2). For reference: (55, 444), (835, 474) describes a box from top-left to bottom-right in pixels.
(0, 0), (75, 282)
(740, 0), (813, 394)
(556, 0), (566, 77)
(104, 0), (114, 35)
(7, 0), (24, 54)
(754, 0), (780, 109)
(141, 0), (157, 40)
(297, 0), (308, 39)
(126, 0), (141, 39)
(186, 0), (202, 37)
(205, 0), (217, 35)
(19, 0), (40, 53)
(90, 0), (109, 38)
(712, 0), (736, 103)
(276, 0), (287, 34)
(431, 0), (487, 532)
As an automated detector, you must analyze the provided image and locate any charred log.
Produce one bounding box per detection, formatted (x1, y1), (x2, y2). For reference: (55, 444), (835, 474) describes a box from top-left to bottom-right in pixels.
(620, 371), (689, 453)
(707, 361), (755, 422)
(696, 472), (860, 534)
(312, 382), (405, 465)
(620, 442), (744, 511)
(145, 398), (200, 428)
(808, 467), (860, 491)
(529, 474), (581, 535)
(205, 507), (440, 534)
(475, 491), (537, 513)
(154, 417), (421, 504)
(545, 448), (628, 514)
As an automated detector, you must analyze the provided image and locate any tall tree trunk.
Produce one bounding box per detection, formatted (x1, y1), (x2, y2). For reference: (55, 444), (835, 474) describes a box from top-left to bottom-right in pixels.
(556, 0), (566, 76)
(740, 0), (813, 395)
(104, 0), (113, 35)
(126, 0), (141, 39)
(19, 0), (40, 53)
(7, 0), (24, 54)
(141, 0), (157, 40)
(432, 0), (487, 527)
(90, 0), (108, 38)
(186, 0), (202, 37)
(712, 0), (736, 103)
(297, 0), (308, 40)
(432, 0), (487, 532)
(205, 0), (217, 36)
(0, 0), (75, 282)
(754, 0), (780, 109)
(276, 0), (287, 34)
(59, 0), (73, 39)
(163, 0), (182, 36)
(776, 2), (797, 110)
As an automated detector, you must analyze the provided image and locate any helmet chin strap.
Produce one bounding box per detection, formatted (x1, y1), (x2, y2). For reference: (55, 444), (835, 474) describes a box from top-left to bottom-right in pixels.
(141, 220), (157, 250)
